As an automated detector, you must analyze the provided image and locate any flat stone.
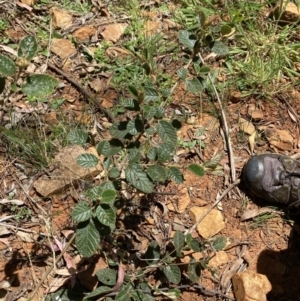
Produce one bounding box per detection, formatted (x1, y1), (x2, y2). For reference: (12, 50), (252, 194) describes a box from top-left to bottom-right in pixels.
(265, 128), (294, 151)
(208, 251), (229, 268)
(189, 206), (225, 239)
(34, 145), (103, 197)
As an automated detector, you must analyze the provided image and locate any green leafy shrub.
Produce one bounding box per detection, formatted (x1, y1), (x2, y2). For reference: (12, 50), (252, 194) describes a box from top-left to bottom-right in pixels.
(0, 35), (58, 98)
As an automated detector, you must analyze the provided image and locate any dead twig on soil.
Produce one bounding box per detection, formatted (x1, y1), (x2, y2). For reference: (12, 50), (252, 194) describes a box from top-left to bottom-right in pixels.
(186, 179), (240, 235)
(47, 62), (116, 122)
(198, 52), (236, 182)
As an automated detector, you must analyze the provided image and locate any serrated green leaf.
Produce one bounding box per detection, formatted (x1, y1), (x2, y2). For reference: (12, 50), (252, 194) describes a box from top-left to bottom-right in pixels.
(123, 98), (139, 110)
(83, 286), (111, 299)
(143, 105), (156, 119)
(155, 107), (164, 118)
(101, 189), (117, 204)
(173, 231), (185, 254)
(204, 152), (223, 168)
(168, 167), (184, 183)
(103, 157), (113, 170)
(186, 233), (192, 244)
(95, 204), (116, 226)
(67, 129), (88, 145)
(128, 148), (141, 163)
(125, 164), (153, 193)
(18, 35), (37, 60)
(100, 181), (115, 190)
(188, 164), (205, 177)
(147, 147), (157, 161)
(116, 283), (135, 301)
(185, 78), (203, 94)
(128, 85), (139, 97)
(177, 68), (188, 80)
(97, 140), (110, 156)
(200, 66), (210, 74)
(178, 30), (196, 50)
(147, 165), (168, 182)
(143, 86), (159, 101)
(76, 219), (100, 257)
(77, 153), (99, 168)
(210, 41), (229, 55)
(127, 118), (144, 135)
(157, 120), (177, 147)
(188, 260), (201, 283)
(0, 54), (16, 77)
(72, 202), (92, 222)
(136, 291), (155, 301)
(108, 167), (120, 179)
(145, 240), (160, 265)
(212, 236), (227, 251)
(190, 239), (201, 252)
(161, 265), (181, 284)
(220, 24), (232, 36)
(109, 121), (129, 139)
(22, 74), (59, 98)
(157, 142), (174, 162)
(86, 185), (104, 200)
(96, 268), (117, 286)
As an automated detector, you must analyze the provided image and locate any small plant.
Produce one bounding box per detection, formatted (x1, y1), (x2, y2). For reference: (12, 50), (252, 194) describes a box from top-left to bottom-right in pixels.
(0, 35), (58, 98)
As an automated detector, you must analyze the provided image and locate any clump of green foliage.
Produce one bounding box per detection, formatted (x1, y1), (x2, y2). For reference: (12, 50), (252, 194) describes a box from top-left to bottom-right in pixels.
(0, 35), (58, 98)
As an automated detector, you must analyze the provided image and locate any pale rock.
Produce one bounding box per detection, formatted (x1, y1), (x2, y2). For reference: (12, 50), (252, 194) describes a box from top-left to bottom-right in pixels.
(167, 184), (190, 213)
(232, 271), (272, 301)
(208, 251), (229, 268)
(20, 0), (36, 6)
(273, 0), (300, 23)
(265, 128), (294, 151)
(34, 145), (103, 197)
(189, 206), (225, 239)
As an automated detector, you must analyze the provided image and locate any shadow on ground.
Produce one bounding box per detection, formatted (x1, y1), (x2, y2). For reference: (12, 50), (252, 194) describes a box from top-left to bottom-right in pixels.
(257, 219), (300, 301)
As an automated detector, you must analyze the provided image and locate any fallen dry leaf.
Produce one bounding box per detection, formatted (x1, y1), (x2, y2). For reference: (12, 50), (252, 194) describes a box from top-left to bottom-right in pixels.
(51, 38), (76, 59)
(239, 117), (255, 135)
(220, 257), (244, 289)
(50, 7), (73, 29)
(73, 26), (96, 42)
(240, 207), (276, 221)
(145, 20), (161, 36)
(16, 231), (38, 243)
(101, 23), (128, 42)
